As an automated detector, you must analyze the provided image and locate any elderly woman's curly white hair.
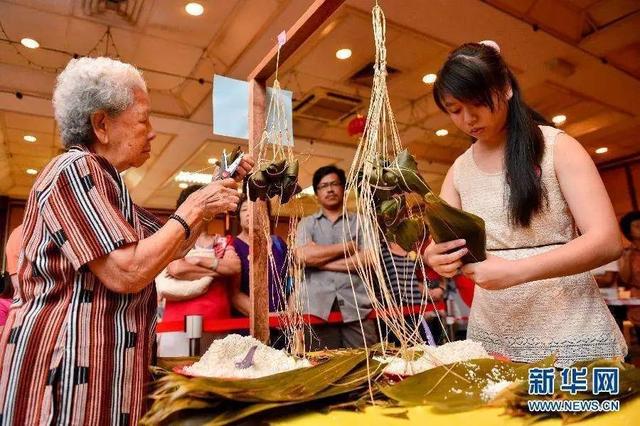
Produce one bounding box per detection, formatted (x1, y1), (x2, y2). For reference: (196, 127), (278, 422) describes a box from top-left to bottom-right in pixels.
(53, 57), (147, 148)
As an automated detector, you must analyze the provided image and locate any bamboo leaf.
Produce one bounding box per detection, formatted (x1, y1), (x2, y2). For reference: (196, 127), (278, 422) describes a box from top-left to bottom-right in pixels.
(380, 358), (522, 412)
(423, 192), (486, 263)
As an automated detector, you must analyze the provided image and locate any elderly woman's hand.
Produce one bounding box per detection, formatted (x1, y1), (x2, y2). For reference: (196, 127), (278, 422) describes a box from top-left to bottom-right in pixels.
(176, 178), (241, 222)
(234, 154), (255, 182)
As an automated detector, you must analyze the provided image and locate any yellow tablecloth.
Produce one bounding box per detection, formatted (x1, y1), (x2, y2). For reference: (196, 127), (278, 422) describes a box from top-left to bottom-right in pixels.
(273, 397), (640, 426)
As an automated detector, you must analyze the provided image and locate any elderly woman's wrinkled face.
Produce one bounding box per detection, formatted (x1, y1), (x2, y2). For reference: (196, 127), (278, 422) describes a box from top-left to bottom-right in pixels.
(98, 87), (155, 171)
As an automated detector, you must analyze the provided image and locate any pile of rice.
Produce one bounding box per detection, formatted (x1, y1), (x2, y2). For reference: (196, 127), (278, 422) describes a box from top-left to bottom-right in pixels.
(184, 334), (311, 379)
(379, 340), (491, 376)
(480, 379), (514, 402)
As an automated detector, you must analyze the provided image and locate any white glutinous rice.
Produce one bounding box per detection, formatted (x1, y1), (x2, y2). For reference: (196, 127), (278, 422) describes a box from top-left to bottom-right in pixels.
(481, 380), (514, 402)
(184, 334), (311, 379)
(380, 340), (491, 376)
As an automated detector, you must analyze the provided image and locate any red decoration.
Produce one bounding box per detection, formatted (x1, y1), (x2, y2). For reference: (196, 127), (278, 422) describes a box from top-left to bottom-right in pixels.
(347, 114), (366, 137)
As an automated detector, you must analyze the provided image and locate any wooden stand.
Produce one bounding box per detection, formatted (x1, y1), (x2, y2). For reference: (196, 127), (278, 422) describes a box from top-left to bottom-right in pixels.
(246, 0), (346, 343)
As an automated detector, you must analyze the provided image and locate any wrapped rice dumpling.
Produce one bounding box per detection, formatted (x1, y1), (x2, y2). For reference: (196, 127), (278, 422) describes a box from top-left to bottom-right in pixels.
(386, 218), (427, 252)
(245, 159), (301, 203)
(386, 149), (430, 196)
(423, 193), (486, 263)
(360, 148), (486, 262)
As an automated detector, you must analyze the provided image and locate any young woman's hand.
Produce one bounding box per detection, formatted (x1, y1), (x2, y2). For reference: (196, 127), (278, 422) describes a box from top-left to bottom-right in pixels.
(424, 239), (468, 277)
(461, 254), (522, 290)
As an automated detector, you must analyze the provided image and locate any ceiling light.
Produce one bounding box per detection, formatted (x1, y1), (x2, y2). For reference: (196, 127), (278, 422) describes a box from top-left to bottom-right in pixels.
(335, 48), (352, 60)
(422, 73), (437, 84)
(207, 157), (218, 165)
(185, 2), (204, 16)
(595, 147), (608, 154)
(435, 129), (448, 137)
(552, 114), (566, 125)
(178, 182), (189, 189)
(175, 171), (213, 184)
(23, 135), (37, 143)
(20, 38), (39, 49)
(26, 168), (38, 175)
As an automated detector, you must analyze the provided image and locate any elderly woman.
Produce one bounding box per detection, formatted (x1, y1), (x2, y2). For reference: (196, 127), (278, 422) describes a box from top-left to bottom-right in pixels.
(0, 57), (253, 425)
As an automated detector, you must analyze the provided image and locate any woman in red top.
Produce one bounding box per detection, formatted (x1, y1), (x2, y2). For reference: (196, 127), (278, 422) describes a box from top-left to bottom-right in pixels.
(158, 185), (241, 356)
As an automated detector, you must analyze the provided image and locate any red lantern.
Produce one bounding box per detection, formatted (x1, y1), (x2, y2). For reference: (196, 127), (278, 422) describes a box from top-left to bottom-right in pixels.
(347, 114), (366, 137)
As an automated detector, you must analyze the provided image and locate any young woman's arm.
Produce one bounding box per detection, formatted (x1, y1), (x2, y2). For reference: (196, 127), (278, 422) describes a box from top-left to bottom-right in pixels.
(463, 133), (623, 289)
(423, 165), (469, 277)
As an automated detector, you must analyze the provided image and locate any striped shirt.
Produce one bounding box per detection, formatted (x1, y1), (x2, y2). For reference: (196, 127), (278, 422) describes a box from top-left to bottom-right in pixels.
(380, 245), (426, 305)
(0, 145), (161, 425)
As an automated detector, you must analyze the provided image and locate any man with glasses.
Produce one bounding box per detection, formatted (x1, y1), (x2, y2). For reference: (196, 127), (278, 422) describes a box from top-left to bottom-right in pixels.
(295, 165), (378, 350)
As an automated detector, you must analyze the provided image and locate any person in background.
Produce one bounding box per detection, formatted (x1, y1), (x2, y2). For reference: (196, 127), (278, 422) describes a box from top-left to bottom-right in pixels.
(380, 241), (444, 345)
(592, 260), (619, 288)
(157, 185), (242, 356)
(618, 211), (640, 340)
(295, 165), (378, 350)
(231, 197), (288, 348)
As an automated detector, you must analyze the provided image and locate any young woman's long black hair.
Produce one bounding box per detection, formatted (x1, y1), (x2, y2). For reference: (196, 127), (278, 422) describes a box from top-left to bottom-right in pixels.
(433, 42), (547, 227)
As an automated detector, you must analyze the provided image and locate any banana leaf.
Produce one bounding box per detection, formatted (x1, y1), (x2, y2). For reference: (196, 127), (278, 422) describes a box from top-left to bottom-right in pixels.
(246, 160), (300, 204)
(387, 149), (430, 196)
(378, 195), (405, 227)
(380, 355), (555, 413)
(264, 159), (288, 181)
(148, 350), (368, 401)
(182, 359), (385, 426)
(280, 180), (302, 204)
(143, 351), (382, 426)
(386, 218), (426, 252)
(383, 170), (399, 187)
(245, 171), (269, 201)
(423, 192), (486, 263)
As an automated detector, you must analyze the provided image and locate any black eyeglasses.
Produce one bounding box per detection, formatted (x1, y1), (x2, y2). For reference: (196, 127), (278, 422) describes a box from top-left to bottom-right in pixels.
(316, 181), (342, 191)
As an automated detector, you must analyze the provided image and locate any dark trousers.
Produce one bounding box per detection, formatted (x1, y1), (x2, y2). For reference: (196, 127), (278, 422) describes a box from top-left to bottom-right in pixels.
(304, 318), (379, 351)
(382, 314), (445, 346)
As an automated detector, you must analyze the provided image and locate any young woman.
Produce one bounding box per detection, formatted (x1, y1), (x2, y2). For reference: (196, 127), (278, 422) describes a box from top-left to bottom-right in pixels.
(424, 41), (627, 366)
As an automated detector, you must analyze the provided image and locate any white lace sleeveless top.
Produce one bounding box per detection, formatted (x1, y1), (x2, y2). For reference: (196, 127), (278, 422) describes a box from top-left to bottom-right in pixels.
(452, 125), (627, 367)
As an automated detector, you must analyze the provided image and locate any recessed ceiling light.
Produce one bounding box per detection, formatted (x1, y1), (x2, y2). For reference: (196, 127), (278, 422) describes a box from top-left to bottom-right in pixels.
(435, 129), (448, 137)
(26, 168), (38, 175)
(595, 147), (608, 154)
(23, 135), (37, 143)
(185, 2), (204, 16)
(20, 38), (39, 49)
(207, 157), (218, 165)
(552, 114), (566, 125)
(335, 48), (352, 60)
(422, 73), (437, 84)
(178, 182), (189, 189)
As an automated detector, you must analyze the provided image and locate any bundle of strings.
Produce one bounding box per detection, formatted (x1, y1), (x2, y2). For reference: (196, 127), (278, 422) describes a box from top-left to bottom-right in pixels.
(246, 67), (307, 356)
(343, 4), (448, 357)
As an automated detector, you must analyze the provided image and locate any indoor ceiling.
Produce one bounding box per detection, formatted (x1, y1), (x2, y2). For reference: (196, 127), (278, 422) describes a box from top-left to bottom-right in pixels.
(0, 0), (638, 215)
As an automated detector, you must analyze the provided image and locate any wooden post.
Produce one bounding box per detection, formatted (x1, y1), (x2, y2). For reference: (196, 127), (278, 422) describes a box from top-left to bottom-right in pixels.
(246, 0), (346, 343)
(248, 79), (270, 343)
